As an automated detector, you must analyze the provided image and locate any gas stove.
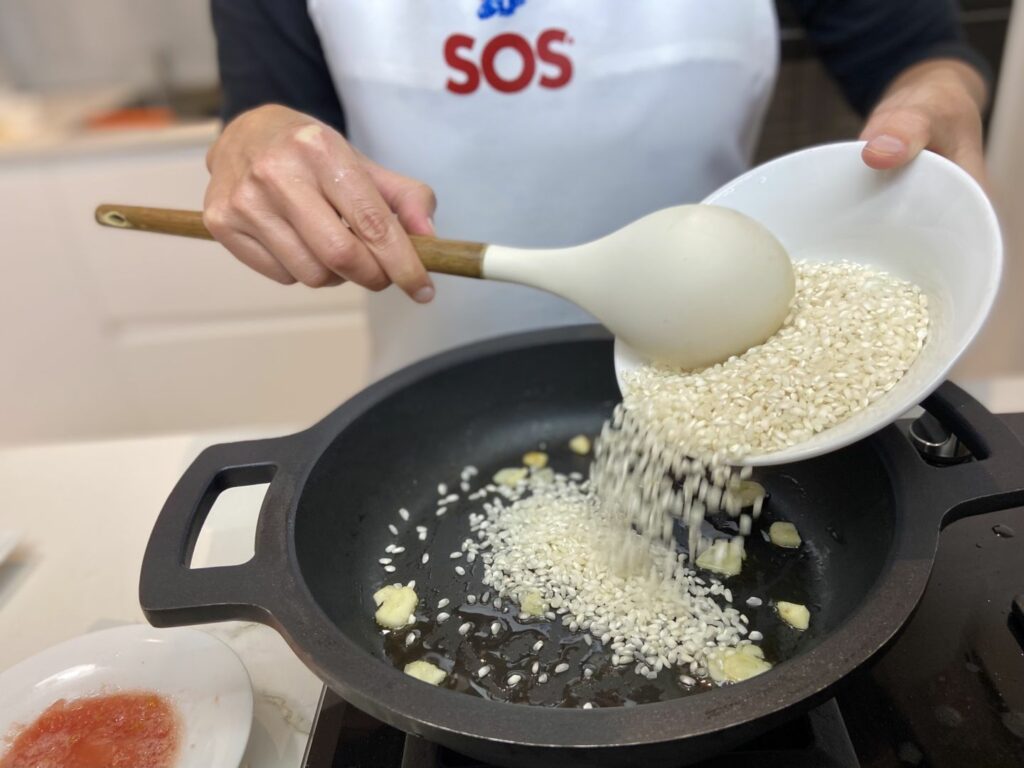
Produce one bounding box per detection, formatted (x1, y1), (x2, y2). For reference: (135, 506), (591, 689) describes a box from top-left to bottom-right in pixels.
(302, 415), (1024, 768)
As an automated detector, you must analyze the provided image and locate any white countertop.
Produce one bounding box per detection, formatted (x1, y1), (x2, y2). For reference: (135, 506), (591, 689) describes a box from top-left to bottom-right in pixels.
(0, 430), (323, 768)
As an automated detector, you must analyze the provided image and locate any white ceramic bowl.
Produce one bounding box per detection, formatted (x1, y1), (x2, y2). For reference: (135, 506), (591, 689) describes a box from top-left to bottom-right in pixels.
(0, 625), (254, 768)
(615, 141), (1002, 466)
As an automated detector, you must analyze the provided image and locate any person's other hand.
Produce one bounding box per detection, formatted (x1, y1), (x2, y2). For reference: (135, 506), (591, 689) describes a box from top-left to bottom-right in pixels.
(860, 59), (988, 184)
(204, 104), (436, 299)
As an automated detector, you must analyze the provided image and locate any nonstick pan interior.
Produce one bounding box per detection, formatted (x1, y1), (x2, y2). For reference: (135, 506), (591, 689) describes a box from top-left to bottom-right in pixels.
(293, 338), (896, 707)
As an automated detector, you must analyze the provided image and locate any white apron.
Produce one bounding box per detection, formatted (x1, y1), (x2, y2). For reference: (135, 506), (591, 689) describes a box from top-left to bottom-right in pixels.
(307, 0), (779, 379)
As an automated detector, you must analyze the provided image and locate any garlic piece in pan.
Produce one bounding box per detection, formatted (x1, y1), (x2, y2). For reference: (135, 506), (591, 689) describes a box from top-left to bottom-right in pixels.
(404, 660), (447, 686)
(522, 451), (549, 469)
(493, 467), (528, 487)
(568, 434), (592, 455)
(695, 537), (744, 578)
(519, 590), (546, 618)
(735, 480), (766, 509)
(769, 521), (801, 549)
(776, 600), (810, 631)
(707, 644), (772, 684)
(373, 585), (418, 629)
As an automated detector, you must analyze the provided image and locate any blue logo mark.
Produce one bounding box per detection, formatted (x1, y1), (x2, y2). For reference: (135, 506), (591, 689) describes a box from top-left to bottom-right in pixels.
(477, 0), (525, 19)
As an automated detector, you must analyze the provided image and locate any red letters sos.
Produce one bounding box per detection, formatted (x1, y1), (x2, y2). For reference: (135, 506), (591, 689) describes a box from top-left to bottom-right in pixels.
(445, 29), (573, 94)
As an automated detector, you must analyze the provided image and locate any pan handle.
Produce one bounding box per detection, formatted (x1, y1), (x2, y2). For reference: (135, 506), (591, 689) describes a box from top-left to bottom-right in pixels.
(906, 382), (1024, 527)
(139, 435), (302, 628)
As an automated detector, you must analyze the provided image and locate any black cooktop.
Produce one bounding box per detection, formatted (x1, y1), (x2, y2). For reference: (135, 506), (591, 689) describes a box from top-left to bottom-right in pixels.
(303, 415), (1024, 768)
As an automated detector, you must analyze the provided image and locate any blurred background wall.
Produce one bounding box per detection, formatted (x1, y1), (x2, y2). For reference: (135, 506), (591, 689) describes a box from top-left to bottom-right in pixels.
(957, 0), (1024, 397)
(0, 0), (1019, 445)
(0, 0), (216, 92)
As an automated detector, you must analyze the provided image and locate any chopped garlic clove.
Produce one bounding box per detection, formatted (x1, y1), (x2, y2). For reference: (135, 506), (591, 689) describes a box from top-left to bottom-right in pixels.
(776, 600), (810, 630)
(373, 585), (418, 629)
(568, 435), (592, 455)
(707, 644), (772, 684)
(769, 521), (801, 549)
(404, 660), (446, 685)
(519, 590), (546, 617)
(522, 451), (549, 469)
(696, 538), (742, 577)
(493, 467), (529, 486)
(722, 646), (772, 681)
(736, 480), (766, 509)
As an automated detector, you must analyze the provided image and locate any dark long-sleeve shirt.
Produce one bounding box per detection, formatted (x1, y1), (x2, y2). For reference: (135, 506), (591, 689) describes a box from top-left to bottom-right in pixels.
(210, 0), (989, 132)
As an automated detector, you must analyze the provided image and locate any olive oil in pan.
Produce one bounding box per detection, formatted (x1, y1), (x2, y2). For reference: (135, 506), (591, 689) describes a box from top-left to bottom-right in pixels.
(378, 450), (819, 707)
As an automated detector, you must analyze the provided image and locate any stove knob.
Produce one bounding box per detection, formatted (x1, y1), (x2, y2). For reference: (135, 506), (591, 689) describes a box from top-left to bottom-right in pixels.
(909, 411), (972, 465)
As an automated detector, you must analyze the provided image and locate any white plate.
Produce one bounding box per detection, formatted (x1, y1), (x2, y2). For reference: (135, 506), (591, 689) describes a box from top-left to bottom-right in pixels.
(0, 624), (253, 768)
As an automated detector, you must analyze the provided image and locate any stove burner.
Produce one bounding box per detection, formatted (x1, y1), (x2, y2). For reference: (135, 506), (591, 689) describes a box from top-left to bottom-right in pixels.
(303, 691), (858, 768)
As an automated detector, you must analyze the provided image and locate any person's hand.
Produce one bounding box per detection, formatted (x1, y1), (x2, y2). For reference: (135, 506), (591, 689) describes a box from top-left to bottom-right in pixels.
(204, 104), (436, 300)
(860, 59), (988, 183)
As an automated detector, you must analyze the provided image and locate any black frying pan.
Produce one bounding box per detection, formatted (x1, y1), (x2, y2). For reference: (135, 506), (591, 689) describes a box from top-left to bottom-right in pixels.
(139, 326), (1024, 767)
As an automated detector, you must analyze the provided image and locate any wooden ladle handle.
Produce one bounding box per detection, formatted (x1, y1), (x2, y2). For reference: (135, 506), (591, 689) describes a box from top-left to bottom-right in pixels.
(94, 204), (486, 279)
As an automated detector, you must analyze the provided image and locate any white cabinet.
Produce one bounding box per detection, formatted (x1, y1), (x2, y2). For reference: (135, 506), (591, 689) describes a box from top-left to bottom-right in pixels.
(1, 124), (369, 445)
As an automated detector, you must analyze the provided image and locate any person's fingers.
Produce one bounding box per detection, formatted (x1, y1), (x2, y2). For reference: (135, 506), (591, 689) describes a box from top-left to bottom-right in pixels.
(860, 106), (932, 171)
(219, 231), (298, 285)
(287, 194), (389, 289)
(292, 127), (434, 302)
(207, 166), (342, 288)
(254, 170), (390, 290)
(860, 93), (987, 186)
(943, 109), (987, 186)
(362, 161), (437, 236)
(202, 197), (295, 284)
(322, 166), (435, 302)
(237, 206), (340, 288)
(949, 140), (988, 186)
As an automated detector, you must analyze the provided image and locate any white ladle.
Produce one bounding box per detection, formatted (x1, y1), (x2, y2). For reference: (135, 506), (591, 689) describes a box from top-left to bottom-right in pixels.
(95, 203), (795, 371)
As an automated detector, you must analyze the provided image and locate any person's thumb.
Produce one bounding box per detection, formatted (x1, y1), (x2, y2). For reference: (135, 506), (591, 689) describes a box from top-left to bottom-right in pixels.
(363, 161), (437, 236)
(860, 107), (931, 171)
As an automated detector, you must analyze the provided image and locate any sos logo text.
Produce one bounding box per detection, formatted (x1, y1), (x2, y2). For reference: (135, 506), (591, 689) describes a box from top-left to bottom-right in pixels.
(444, 29), (573, 94)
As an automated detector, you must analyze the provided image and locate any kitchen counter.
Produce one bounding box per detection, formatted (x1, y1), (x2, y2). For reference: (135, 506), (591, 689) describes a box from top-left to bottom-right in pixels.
(0, 430), (322, 768)
(0, 113), (219, 164)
